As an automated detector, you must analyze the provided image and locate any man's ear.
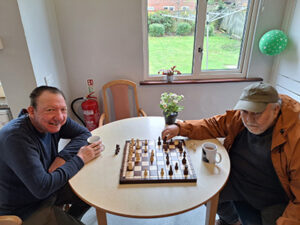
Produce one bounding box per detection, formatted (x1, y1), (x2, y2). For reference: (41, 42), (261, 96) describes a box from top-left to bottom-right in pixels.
(27, 106), (34, 117)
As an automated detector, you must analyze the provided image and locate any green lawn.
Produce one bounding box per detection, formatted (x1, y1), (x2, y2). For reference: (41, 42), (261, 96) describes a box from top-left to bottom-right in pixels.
(148, 34), (241, 75)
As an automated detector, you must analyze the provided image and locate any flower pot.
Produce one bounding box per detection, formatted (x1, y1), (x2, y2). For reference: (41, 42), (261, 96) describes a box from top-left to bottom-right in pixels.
(163, 111), (178, 125)
(166, 75), (174, 83)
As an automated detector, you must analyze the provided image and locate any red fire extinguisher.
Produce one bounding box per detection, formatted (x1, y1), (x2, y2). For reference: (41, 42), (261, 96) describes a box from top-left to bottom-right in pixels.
(81, 92), (100, 131)
(71, 80), (100, 131)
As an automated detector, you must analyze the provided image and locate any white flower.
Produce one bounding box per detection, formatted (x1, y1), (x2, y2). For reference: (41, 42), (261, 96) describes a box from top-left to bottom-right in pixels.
(173, 99), (178, 104)
(163, 103), (167, 108)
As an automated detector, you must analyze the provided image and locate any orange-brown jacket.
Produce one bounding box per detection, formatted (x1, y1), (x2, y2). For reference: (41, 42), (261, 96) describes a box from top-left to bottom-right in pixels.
(177, 95), (300, 225)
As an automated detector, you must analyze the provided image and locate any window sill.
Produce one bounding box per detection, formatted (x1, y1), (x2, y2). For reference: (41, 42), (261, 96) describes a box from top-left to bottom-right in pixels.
(140, 77), (263, 85)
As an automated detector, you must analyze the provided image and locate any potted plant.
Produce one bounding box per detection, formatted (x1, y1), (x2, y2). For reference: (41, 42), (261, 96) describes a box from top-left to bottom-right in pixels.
(158, 66), (181, 82)
(160, 92), (184, 125)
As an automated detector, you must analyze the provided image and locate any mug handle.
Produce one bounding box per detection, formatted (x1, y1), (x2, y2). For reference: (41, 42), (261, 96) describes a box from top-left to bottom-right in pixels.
(216, 152), (222, 163)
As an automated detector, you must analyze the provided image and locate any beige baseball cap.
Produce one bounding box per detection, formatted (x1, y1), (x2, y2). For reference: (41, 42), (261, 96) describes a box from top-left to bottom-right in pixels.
(234, 82), (279, 113)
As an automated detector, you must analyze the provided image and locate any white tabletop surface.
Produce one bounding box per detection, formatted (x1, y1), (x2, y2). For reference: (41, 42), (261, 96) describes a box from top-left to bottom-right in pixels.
(69, 116), (230, 218)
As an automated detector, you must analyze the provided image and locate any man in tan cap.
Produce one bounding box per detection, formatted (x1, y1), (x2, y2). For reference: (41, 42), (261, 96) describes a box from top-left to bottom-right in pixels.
(162, 82), (300, 225)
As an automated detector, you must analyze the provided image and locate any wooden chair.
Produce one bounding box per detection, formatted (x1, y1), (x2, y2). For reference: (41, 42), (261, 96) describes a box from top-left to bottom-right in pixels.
(0, 216), (22, 225)
(99, 79), (147, 126)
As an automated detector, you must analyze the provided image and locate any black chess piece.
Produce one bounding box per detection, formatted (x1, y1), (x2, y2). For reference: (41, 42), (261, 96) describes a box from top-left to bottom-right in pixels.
(175, 162), (179, 170)
(182, 152), (187, 165)
(168, 166), (173, 176)
(166, 158), (170, 166)
(170, 138), (174, 145)
(115, 144), (120, 155)
(158, 136), (161, 145)
(163, 136), (167, 144)
(184, 165), (189, 176)
(163, 143), (168, 151)
(166, 153), (169, 160)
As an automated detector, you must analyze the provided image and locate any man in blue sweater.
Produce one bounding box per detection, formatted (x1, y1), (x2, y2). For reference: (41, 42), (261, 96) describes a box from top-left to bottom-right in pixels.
(0, 86), (103, 225)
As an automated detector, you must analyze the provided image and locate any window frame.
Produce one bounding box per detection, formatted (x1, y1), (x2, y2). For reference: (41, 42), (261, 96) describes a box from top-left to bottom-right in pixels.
(142, 0), (261, 81)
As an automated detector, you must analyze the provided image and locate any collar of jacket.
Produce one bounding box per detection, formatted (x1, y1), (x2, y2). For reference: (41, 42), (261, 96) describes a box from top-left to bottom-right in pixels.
(271, 95), (300, 150)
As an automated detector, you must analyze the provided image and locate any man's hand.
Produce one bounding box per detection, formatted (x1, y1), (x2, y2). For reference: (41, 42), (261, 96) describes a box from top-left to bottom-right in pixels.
(77, 141), (104, 164)
(48, 157), (66, 173)
(161, 124), (180, 141)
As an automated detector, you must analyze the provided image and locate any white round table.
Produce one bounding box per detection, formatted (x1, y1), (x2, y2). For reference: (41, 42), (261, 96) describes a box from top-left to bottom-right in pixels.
(69, 117), (230, 225)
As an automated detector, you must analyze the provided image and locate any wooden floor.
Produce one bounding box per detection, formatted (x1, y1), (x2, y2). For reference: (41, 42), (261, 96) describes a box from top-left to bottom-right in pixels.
(82, 205), (207, 225)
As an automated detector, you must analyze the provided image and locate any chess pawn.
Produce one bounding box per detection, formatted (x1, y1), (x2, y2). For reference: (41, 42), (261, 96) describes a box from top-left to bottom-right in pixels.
(157, 136), (161, 146)
(144, 169), (148, 177)
(144, 145), (148, 153)
(175, 162), (179, 170)
(145, 140), (148, 146)
(151, 150), (154, 157)
(150, 154), (154, 164)
(184, 165), (189, 176)
(127, 161), (134, 171)
(160, 168), (164, 177)
(168, 166), (173, 176)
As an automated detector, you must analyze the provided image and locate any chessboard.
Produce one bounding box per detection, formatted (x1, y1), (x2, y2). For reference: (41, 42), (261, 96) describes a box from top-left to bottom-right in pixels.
(119, 138), (197, 184)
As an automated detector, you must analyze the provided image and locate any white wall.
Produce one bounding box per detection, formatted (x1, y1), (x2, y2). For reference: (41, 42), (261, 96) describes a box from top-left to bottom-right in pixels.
(17, 0), (71, 102)
(272, 0), (300, 102)
(0, 0), (291, 121)
(53, 0), (286, 120)
(0, 0), (36, 118)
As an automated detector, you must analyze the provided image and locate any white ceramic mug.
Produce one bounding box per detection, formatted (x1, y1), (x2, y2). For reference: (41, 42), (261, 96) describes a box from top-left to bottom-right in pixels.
(87, 135), (101, 144)
(201, 142), (222, 164)
(87, 135), (105, 151)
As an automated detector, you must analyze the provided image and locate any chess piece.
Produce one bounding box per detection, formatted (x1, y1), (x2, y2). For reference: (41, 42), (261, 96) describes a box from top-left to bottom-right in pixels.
(115, 144), (120, 155)
(130, 138), (135, 146)
(151, 150), (154, 157)
(136, 139), (140, 149)
(163, 136), (167, 144)
(158, 136), (161, 146)
(135, 152), (141, 162)
(144, 169), (148, 177)
(128, 152), (133, 161)
(144, 145), (148, 153)
(182, 152), (187, 165)
(174, 139), (179, 146)
(184, 165), (189, 176)
(160, 168), (164, 177)
(150, 154), (154, 164)
(127, 161), (134, 171)
(166, 157), (170, 166)
(163, 143), (168, 151)
(168, 166), (173, 176)
(169, 139), (175, 149)
(175, 162), (179, 170)
(145, 140), (148, 146)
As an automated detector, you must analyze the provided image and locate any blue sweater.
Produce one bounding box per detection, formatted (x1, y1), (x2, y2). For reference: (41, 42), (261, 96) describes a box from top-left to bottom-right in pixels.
(0, 114), (90, 218)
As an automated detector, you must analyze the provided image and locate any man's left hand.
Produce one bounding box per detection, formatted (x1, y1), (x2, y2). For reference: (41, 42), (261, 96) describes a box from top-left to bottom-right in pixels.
(48, 157), (66, 173)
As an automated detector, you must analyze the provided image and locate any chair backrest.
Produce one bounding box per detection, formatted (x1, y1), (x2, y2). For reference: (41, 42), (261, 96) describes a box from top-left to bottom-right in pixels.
(0, 215), (22, 225)
(102, 79), (141, 124)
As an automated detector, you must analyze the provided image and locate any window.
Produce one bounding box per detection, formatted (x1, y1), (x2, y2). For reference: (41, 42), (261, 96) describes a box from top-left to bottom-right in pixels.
(143, 0), (260, 80)
(148, 6), (155, 11)
(181, 6), (190, 11)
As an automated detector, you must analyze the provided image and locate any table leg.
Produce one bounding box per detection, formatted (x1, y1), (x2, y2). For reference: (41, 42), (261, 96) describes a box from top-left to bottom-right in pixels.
(96, 208), (107, 225)
(205, 192), (220, 225)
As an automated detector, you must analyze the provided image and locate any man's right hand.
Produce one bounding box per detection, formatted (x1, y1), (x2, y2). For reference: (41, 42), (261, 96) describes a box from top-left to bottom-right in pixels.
(77, 141), (104, 164)
(161, 124), (180, 141)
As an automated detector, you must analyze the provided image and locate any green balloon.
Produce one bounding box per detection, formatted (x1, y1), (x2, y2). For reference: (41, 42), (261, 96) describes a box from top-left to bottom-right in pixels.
(259, 30), (288, 56)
